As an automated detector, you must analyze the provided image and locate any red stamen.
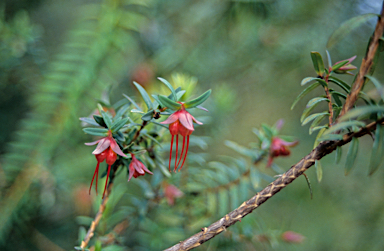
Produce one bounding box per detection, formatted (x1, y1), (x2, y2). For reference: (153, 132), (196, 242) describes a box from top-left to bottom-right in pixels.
(89, 162), (100, 195)
(179, 135), (189, 171)
(102, 164), (112, 199)
(176, 136), (186, 170)
(169, 135), (174, 172)
(174, 135), (179, 172)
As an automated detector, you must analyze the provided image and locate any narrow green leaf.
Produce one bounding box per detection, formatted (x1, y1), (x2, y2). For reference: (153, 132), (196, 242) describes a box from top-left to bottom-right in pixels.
(309, 114), (328, 134)
(151, 95), (162, 108)
(310, 51), (325, 76)
(318, 133), (344, 141)
(313, 128), (326, 148)
(291, 82), (321, 110)
(335, 146), (342, 164)
(224, 140), (256, 158)
(331, 60), (349, 71)
(302, 112), (329, 126)
(339, 106), (384, 122)
(315, 160), (323, 182)
(79, 117), (100, 127)
(140, 131), (162, 147)
(184, 89), (212, 108)
(123, 94), (142, 111)
(323, 121), (365, 135)
(93, 115), (107, 128)
(307, 97), (329, 107)
(301, 77), (319, 86)
(158, 95), (182, 110)
(101, 110), (113, 129)
(115, 103), (130, 119)
(110, 117), (129, 132)
(300, 105), (317, 123)
(328, 76), (351, 93)
(326, 50), (332, 68)
(83, 127), (109, 136)
(327, 13), (378, 49)
(141, 110), (154, 121)
(133, 81), (153, 110)
(366, 75), (384, 100)
(368, 124), (384, 175)
(329, 90), (347, 99)
(310, 125), (328, 135)
(345, 137), (359, 175)
(158, 77), (177, 101)
(302, 173), (313, 199)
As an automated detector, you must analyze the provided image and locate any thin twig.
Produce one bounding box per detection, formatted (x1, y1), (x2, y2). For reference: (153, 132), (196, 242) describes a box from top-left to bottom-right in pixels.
(80, 183), (114, 249)
(339, 4), (384, 118)
(164, 118), (384, 251)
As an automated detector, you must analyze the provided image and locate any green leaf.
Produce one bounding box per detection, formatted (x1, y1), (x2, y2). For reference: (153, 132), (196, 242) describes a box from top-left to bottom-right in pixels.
(318, 133), (344, 141)
(309, 113), (328, 134)
(314, 127), (327, 148)
(335, 146), (342, 164)
(307, 97), (329, 107)
(302, 112), (329, 126)
(141, 110), (153, 121)
(184, 89), (212, 108)
(315, 160), (323, 182)
(133, 81), (153, 110)
(115, 103), (130, 119)
(83, 127), (109, 136)
(339, 106), (384, 122)
(327, 13), (379, 49)
(368, 124), (384, 175)
(158, 95), (182, 110)
(310, 51), (325, 76)
(366, 75), (384, 100)
(110, 117), (129, 132)
(310, 125), (328, 135)
(328, 76), (351, 93)
(301, 77), (320, 86)
(123, 94), (142, 111)
(323, 121), (365, 135)
(224, 140), (257, 158)
(345, 137), (359, 175)
(301, 98), (329, 123)
(158, 77), (177, 101)
(101, 110), (113, 129)
(326, 50), (332, 68)
(93, 115), (107, 128)
(79, 117), (100, 127)
(331, 59), (349, 71)
(291, 82), (321, 110)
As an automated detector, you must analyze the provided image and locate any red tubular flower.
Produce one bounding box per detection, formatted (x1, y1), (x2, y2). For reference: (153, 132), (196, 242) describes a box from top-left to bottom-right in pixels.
(267, 137), (298, 167)
(85, 133), (127, 198)
(160, 103), (203, 172)
(128, 154), (153, 181)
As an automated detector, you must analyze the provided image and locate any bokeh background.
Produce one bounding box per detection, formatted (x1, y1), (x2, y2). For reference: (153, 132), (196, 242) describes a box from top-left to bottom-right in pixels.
(1, 0), (384, 250)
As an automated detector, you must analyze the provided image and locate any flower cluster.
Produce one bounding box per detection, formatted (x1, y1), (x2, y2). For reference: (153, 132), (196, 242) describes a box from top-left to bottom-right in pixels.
(161, 102), (202, 172)
(128, 154), (153, 181)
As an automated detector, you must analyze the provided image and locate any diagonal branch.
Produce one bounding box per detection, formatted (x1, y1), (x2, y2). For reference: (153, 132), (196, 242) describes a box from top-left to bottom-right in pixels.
(339, 4), (384, 118)
(164, 118), (384, 251)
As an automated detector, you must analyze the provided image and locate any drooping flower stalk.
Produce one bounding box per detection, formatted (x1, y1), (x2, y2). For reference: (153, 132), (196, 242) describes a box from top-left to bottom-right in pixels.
(161, 102), (202, 172)
(85, 132), (127, 198)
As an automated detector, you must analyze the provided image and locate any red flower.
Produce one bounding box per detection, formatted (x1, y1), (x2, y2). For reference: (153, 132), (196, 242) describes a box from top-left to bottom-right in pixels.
(163, 182), (184, 205)
(85, 133), (127, 198)
(128, 154), (153, 181)
(267, 137), (298, 167)
(160, 103), (202, 172)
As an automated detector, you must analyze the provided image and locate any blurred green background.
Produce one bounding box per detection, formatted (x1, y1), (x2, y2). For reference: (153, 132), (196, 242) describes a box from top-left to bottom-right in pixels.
(1, 0), (384, 250)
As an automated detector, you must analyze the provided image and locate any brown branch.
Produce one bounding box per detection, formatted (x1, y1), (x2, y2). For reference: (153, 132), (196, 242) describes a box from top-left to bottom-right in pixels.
(80, 183), (114, 249)
(339, 5), (384, 118)
(164, 118), (384, 251)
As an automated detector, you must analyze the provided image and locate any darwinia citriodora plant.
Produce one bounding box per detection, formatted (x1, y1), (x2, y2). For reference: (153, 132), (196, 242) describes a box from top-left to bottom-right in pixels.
(81, 77), (211, 199)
